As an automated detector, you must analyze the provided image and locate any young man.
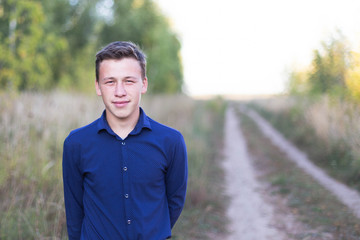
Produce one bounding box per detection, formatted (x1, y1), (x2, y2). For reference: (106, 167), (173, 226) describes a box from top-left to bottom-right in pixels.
(62, 41), (188, 240)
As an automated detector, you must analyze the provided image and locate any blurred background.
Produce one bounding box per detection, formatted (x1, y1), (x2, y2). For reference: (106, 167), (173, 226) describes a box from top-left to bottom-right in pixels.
(1, 0), (360, 239)
(156, 0), (360, 96)
(1, 0), (360, 97)
(0, 0), (184, 94)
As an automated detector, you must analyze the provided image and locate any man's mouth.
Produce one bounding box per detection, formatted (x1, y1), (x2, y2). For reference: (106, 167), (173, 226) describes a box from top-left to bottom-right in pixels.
(112, 100), (129, 107)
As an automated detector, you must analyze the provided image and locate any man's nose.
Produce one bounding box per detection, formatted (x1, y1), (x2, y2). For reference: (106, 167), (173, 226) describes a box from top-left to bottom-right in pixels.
(115, 82), (126, 97)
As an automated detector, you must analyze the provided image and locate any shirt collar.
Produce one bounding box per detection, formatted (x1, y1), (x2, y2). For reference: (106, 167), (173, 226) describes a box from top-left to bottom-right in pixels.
(97, 107), (152, 136)
(130, 107), (152, 135)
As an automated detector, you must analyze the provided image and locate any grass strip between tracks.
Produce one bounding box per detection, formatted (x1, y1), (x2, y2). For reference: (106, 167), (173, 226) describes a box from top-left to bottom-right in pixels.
(236, 106), (360, 240)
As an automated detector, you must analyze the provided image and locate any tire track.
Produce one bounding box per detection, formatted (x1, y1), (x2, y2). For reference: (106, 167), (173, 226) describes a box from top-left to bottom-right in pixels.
(223, 107), (286, 240)
(244, 108), (360, 219)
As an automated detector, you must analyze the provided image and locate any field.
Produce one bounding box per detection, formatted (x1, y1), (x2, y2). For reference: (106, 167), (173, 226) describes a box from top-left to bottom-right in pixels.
(0, 92), (226, 239)
(3, 92), (360, 239)
(236, 104), (360, 239)
(248, 95), (360, 191)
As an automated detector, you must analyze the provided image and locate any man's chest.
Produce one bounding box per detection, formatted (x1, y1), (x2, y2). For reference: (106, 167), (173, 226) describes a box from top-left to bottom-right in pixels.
(80, 139), (169, 192)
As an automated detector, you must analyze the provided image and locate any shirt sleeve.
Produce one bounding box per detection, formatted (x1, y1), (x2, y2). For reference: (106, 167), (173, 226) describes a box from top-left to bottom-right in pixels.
(62, 136), (84, 240)
(165, 133), (188, 228)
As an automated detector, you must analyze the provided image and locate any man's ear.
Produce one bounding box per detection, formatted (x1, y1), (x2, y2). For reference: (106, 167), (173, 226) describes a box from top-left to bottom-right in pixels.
(95, 79), (102, 96)
(141, 77), (148, 94)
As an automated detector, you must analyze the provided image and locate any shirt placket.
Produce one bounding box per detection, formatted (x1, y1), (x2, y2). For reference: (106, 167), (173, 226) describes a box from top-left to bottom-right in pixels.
(121, 139), (133, 239)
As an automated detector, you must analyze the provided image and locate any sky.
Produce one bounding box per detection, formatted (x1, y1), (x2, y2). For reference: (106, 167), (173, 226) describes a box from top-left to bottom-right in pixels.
(154, 0), (360, 96)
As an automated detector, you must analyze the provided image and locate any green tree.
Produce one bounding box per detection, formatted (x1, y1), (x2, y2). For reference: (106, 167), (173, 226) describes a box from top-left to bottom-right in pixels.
(308, 34), (349, 97)
(97, 0), (183, 93)
(0, 0), (184, 93)
(40, 0), (98, 90)
(287, 68), (309, 95)
(0, 0), (51, 90)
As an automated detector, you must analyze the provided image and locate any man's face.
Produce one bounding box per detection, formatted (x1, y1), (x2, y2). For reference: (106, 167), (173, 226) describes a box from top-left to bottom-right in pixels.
(95, 58), (148, 124)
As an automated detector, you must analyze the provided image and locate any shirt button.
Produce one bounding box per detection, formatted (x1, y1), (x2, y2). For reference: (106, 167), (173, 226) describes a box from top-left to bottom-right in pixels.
(127, 219), (131, 225)
(123, 166), (127, 171)
(124, 193), (129, 198)
(122, 142), (125, 145)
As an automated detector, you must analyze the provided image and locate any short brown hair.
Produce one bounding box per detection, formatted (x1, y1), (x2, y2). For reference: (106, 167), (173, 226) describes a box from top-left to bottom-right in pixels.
(95, 41), (147, 81)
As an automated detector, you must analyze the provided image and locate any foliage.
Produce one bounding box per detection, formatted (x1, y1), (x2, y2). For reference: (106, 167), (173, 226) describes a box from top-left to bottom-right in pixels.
(0, 1), (52, 90)
(287, 67), (309, 95)
(346, 51), (360, 101)
(97, 0), (183, 93)
(308, 34), (348, 97)
(0, 0), (183, 93)
(286, 32), (360, 101)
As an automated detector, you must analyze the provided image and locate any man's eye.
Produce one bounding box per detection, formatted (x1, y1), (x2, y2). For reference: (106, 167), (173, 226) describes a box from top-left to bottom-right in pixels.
(106, 81), (114, 84)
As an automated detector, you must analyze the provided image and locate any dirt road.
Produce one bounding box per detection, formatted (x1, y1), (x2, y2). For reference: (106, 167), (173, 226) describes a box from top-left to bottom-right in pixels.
(246, 109), (360, 219)
(223, 106), (360, 239)
(223, 107), (287, 240)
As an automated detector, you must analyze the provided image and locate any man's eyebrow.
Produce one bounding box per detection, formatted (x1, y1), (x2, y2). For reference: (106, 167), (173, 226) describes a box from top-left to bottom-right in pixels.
(101, 76), (138, 82)
(124, 76), (137, 79)
(101, 76), (116, 81)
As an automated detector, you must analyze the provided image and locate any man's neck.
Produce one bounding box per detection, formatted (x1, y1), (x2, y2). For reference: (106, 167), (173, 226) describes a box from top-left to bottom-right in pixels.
(106, 109), (140, 139)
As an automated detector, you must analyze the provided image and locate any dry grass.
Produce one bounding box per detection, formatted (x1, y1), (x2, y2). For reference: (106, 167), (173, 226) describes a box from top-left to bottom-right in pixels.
(236, 105), (360, 239)
(304, 97), (360, 162)
(0, 91), (103, 239)
(0, 92), (226, 239)
(249, 95), (360, 191)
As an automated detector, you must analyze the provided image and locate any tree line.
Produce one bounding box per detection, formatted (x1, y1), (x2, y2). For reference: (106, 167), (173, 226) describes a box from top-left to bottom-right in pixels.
(0, 0), (183, 93)
(287, 31), (360, 101)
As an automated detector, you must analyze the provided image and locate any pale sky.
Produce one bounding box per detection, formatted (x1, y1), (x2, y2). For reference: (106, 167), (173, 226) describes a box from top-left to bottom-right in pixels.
(154, 0), (360, 96)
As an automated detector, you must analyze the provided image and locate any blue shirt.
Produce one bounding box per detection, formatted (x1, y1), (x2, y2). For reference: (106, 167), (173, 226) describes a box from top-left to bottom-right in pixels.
(62, 108), (188, 240)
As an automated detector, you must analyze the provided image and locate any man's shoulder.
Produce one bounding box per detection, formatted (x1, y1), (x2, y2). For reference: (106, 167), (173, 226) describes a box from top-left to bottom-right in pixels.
(65, 118), (100, 144)
(147, 116), (183, 139)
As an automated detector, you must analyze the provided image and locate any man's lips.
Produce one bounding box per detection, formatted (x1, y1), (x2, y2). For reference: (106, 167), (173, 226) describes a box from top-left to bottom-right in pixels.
(112, 100), (129, 107)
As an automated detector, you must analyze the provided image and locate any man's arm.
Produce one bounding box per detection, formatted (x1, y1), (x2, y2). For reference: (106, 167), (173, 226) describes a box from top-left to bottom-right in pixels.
(62, 137), (84, 240)
(165, 133), (188, 228)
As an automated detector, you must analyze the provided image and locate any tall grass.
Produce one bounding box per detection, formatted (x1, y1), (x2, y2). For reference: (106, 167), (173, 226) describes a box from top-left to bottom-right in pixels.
(237, 107), (360, 239)
(0, 92), (226, 239)
(143, 95), (227, 239)
(249, 95), (360, 190)
(0, 92), (103, 239)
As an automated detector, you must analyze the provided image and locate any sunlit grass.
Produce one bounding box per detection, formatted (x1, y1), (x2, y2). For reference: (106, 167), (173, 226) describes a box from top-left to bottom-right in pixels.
(236, 105), (360, 239)
(0, 92), (226, 239)
(248, 95), (360, 191)
(143, 95), (227, 239)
